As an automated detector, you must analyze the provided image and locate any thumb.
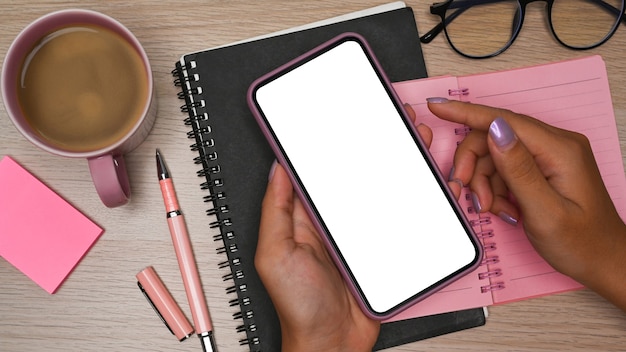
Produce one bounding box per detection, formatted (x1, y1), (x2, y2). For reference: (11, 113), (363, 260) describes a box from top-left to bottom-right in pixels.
(487, 117), (562, 221)
(258, 162), (296, 253)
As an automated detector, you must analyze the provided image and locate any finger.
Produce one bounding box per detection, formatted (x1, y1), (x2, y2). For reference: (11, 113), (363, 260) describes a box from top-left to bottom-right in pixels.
(404, 103), (417, 123)
(447, 180), (463, 199)
(451, 129), (489, 187)
(468, 155), (495, 214)
(416, 123), (433, 148)
(261, 163), (326, 256)
(488, 174), (520, 226)
(258, 162), (296, 254)
(467, 155), (521, 225)
(404, 103), (433, 147)
(290, 192), (326, 251)
(487, 117), (562, 221)
(427, 99), (561, 154)
(427, 99), (510, 131)
(428, 99), (580, 181)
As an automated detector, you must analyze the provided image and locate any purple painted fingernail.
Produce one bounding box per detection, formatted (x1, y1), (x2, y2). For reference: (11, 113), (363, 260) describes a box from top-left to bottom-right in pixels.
(489, 117), (517, 150)
(268, 160), (278, 182)
(448, 166), (456, 181)
(426, 97), (449, 104)
(471, 192), (482, 213)
(498, 211), (519, 227)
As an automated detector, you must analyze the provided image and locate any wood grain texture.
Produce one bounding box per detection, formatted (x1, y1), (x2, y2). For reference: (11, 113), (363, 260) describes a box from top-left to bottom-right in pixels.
(0, 1), (624, 351)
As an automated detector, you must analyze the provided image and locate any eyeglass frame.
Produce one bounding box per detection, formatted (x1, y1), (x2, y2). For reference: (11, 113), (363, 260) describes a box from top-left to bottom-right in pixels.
(421, 0), (626, 59)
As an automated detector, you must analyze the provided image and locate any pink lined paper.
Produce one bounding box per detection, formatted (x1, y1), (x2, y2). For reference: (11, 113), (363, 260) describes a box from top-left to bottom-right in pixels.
(387, 55), (625, 321)
(0, 156), (103, 293)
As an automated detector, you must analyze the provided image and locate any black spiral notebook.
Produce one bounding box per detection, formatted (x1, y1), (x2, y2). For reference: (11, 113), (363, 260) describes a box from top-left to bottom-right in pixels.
(172, 5), (485, 351)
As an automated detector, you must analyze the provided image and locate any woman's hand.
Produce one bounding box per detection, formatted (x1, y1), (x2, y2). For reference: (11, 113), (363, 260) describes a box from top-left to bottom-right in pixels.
(256, 162), (379, 352)
(254, 105), (431, 352)
(428, 98), (626, 311)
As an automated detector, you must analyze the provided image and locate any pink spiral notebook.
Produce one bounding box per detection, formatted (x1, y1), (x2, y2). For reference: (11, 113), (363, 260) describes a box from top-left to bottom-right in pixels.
(387, 55), (626, 321)
(0, 156), (103, 294)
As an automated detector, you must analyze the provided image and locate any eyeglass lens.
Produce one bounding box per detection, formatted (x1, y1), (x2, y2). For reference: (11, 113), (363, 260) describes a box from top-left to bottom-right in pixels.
(442, 0), (624, 58)
(551, 0), (623, 48)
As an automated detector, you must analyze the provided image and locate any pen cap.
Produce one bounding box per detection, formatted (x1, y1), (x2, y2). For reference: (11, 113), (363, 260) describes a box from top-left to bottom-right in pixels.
(136, 266), (194, 341)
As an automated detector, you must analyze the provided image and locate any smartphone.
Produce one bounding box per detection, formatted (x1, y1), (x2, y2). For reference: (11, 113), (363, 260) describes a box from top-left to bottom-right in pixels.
(247, 33), (482, 320)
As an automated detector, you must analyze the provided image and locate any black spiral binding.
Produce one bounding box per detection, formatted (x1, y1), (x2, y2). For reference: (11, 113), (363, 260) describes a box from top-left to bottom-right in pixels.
(450, 86), (505, 295)
(173, 61), (260, 349)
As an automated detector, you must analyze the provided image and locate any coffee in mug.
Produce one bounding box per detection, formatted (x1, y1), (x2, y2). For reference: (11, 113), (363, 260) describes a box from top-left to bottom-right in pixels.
(17, 23), (149, 153)
(2, 10), (156, 207)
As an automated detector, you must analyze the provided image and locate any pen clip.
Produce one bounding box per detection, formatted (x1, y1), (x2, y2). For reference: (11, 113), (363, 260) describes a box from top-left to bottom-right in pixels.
(138, 281), (176, 336)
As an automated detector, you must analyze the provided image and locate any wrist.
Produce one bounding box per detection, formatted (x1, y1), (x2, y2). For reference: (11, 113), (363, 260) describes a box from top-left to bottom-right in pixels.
(580, 221), (626, 312)
(282, 335), (349, 352)
(281, 326), (376, 352)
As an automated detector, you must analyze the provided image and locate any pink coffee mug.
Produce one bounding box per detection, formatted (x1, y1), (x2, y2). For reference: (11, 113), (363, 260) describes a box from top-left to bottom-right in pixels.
(1, 9), (156, 207)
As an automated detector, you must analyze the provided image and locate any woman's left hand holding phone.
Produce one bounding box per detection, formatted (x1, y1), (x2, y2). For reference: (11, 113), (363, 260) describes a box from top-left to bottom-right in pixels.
(255, 105), (431, 352)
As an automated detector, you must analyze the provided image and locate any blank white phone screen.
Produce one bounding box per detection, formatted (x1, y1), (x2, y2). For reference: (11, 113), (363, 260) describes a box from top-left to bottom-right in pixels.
(254, 39), (478, 314)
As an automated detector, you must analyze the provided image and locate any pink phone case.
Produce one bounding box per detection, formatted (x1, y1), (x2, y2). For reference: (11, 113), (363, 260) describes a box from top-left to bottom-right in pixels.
(247, 32), (482, 320)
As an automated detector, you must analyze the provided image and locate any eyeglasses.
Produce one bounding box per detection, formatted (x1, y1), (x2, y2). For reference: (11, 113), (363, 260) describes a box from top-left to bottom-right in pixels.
(421, 0), (626, 58)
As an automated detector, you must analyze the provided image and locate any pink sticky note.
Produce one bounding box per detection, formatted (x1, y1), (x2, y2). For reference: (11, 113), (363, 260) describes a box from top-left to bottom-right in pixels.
(0, 156), (103, 293)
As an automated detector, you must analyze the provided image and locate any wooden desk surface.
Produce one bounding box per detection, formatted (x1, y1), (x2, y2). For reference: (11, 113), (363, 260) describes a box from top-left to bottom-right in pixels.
(1, 1), (625, 351)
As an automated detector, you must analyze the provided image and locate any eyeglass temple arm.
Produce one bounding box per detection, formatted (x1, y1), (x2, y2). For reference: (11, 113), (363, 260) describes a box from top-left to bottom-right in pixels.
(420, 0), (512, 43)
(420, 22), (444, 44)
(420, 0), (626, 44)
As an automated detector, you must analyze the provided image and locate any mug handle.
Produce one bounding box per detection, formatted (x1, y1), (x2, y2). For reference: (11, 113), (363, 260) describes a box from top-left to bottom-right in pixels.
(88, 154), (131, 207)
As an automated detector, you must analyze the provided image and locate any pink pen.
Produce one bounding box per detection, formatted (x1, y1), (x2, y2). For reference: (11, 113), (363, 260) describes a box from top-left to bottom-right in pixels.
(156, 149), (217, 352)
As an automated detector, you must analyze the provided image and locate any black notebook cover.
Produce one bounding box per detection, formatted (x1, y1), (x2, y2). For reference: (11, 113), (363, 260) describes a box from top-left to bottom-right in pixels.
(172, 7), (485, 351)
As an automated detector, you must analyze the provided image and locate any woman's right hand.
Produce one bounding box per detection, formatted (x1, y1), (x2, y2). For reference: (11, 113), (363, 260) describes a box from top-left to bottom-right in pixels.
(427, 98), (626, 312)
